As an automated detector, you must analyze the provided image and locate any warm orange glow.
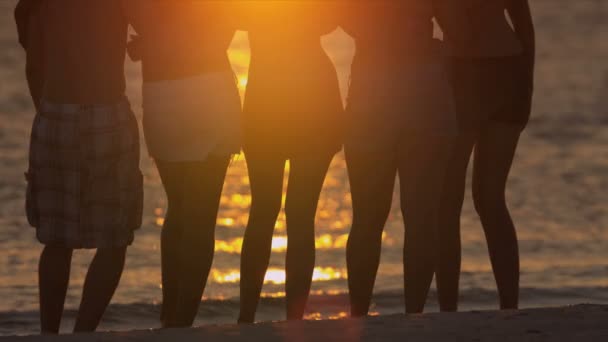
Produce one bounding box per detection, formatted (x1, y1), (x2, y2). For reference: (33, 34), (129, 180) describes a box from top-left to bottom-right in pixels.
(217, 217), (235, 227)
(312, 267), (345, 282)
(227, 31), (250, 99)
(261, 291), (286, 299)
(315, 233), (349, 249)
(210, 266), (346, 285)
(238, 76), (249, 91)
(213, 234), (360, 254)
(304, 311), (349, 321)
(271, 236), (288, 252)
(215, 238), (243, 254)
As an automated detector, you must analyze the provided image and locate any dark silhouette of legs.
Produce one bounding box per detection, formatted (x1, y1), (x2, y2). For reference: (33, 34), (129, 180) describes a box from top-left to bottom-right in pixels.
(172, 159), (229, 326)
(398, 133), (453, 314)
(156, 157), (230, 327)
(344, 147), (396, 317)
(157, 162), (185, 326)
(238, 151), (333, 322)
(238, 153), (285, 323)
(436, 122), (521, 311)
(73, 247), (127, 332)
(284, 154), (333, 320)
(436, 130), (477, 312)
(472, 123), (521, 310)
(39, 246), (72, 334)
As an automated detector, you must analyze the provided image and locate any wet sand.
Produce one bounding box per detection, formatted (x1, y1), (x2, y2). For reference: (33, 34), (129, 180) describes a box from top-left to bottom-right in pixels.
(2, 305), (607, 341)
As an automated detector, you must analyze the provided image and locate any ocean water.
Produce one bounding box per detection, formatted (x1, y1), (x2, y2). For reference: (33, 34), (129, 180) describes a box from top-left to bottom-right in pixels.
(1, 0), (608, 336)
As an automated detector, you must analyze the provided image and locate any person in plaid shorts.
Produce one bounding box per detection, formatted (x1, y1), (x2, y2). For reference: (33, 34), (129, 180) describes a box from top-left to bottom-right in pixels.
(16, 0), (143, 334)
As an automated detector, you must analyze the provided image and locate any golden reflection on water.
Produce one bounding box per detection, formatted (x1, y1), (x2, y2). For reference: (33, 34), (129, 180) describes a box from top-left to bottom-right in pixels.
(228, 31), (251, 97)
(212, 233), (392, 254)
(211, 267), (346, 285)
(304, 311), (349, 321)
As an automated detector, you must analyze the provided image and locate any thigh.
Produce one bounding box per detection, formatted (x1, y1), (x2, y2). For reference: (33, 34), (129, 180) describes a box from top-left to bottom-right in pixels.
(405, 62), (459, 137)
(244, 151), (286, 206)
(181, 156), (231, 212)
(345, 147), (397, 222)
(472, 123), (522, 199)
(156, 160), (187, 211)
(397, 132), (454, 215)
(284, 153), (334, 216)
(443, 129), (479, 192)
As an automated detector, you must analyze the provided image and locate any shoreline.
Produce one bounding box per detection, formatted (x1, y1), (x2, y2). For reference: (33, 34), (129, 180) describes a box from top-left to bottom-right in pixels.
(2, 304), (607, 341)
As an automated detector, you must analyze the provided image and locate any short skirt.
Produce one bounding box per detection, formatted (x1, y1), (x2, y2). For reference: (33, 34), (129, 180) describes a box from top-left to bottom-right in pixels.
(447, 55), (533, 129)
(345, 60), (458, 153)
(242, 59), (344, 160)
(142, 71), (242, 162)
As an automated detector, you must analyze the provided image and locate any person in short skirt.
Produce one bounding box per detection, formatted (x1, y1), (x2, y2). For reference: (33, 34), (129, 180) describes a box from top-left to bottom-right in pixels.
(340, 1), (458, 316)
(124, 0), (241, 328)
(434, 0), (536, 311)
(17, 0), (143, 334)
(235, 2), (344, 323)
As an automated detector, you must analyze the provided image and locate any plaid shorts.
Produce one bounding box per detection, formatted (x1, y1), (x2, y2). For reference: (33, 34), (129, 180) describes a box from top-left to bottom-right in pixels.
(25, 99), (143, 249)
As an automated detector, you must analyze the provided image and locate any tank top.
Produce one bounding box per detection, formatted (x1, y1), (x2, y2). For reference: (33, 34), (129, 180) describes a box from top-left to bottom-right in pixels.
(434, 0), (523, 57)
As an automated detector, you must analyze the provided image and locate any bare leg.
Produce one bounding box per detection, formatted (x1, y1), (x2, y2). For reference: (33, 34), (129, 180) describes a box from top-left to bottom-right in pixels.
(472, 123), (521, 310)
(284, 154), (333, 320)
(345, 147), (396, 317)
(73, 247), (127, 332)
(171, 157), (230, 327)
(398, 133), (453, 314)
(156, 161), (185, 327)
(238, 153), (285, 323)
(39, 246), (73, 334)
(435, 130), (477, 312)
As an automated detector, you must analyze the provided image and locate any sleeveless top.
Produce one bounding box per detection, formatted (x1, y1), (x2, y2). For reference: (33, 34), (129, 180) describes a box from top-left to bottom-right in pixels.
(341, 0), (438, 65)
(240, 3), (343, 157)
(342, 1), (458, 149)
(434, 0), (523, 57)
(127, 1), (236, 82)
(128, 1), (241, 161)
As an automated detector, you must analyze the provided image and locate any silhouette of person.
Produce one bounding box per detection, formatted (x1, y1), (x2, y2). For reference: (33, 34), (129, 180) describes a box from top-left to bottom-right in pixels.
(236, 2), (343, 323)
(340, 1), (458, 316)
(433, 0), (536, 311)
(124, 1), (242, 327)
(17, 0), (143, 333)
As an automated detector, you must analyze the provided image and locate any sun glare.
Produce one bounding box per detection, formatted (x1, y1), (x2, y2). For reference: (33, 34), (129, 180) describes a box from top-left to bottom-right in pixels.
(238, 76), (248, 90)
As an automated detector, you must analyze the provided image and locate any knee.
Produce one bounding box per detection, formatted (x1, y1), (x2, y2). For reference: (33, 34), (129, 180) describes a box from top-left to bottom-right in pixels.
(284, 202), (316, 229)
(249, 195), (282, 222)
(472, 187), (508, 221)
(352, 201), (392, 229)
(349, 209), (389, 244)
(182, 203), (220, 229)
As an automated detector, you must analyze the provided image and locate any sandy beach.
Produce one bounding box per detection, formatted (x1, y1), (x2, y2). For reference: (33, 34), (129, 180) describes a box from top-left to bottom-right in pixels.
(1, 305), (606, 341)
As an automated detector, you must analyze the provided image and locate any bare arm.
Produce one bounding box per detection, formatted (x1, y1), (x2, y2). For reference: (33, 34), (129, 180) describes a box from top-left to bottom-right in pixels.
(507, 0), (535, 85)
(15, 0), (31, 48)
(15, 0), (44, 109)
